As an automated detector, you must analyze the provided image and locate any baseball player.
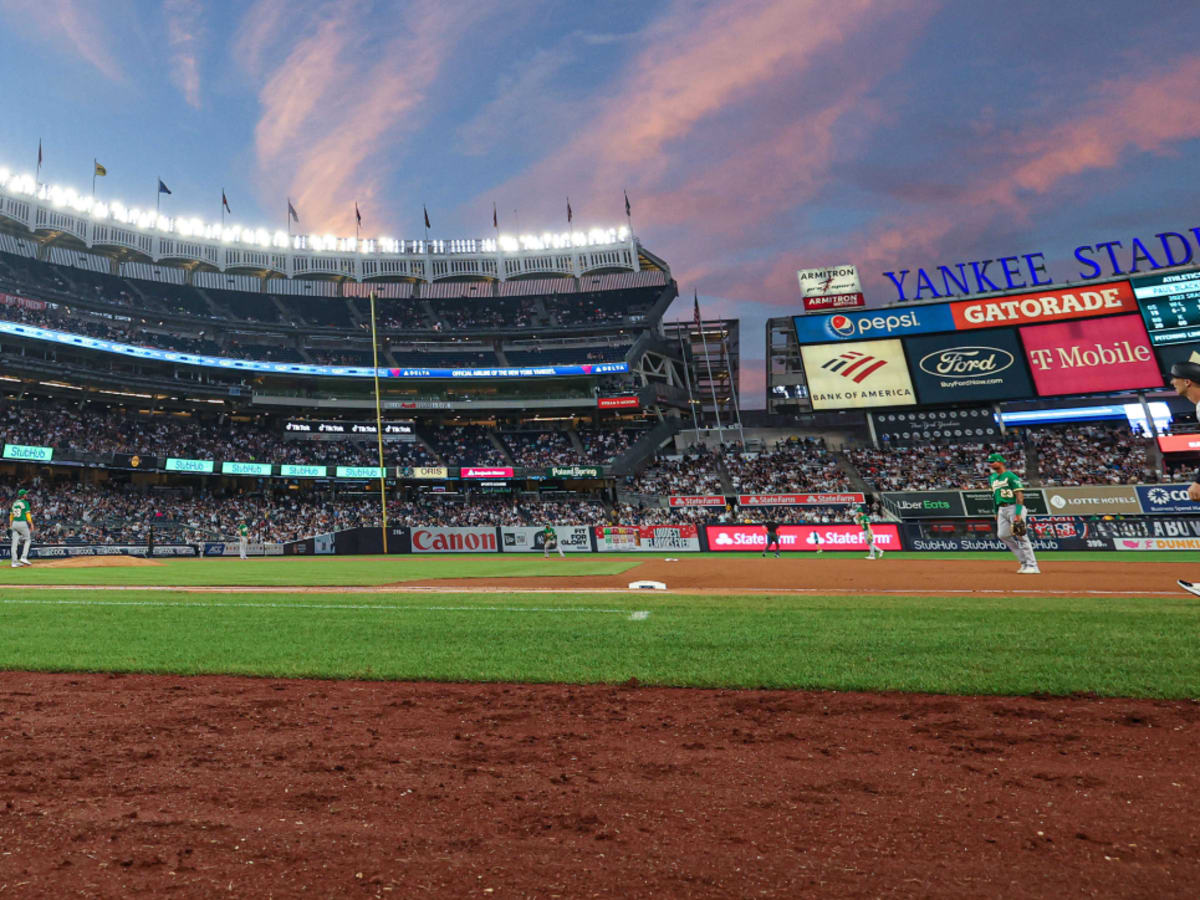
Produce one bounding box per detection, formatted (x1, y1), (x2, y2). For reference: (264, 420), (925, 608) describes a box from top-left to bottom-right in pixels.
(542, 524), (564, 558)
(9, 488), (33, 567)
(857, 504), (882, 559)
(1166, 357), (1200, 596)
(238, 522), (249, 560)
(761, 521), (781, 557)
(987, 452), (1039, 574)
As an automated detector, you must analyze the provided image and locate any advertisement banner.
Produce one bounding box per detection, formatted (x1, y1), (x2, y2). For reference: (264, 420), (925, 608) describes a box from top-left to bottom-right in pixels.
(793, 305), (956, 344)
(284, 419), (412, 435)
(221, 461), (273, 476)
(1136, 484), (1198, 514)
(962, 489), (1047, 517)
(280, 464), (328, 478)
(27, 543), (197, 559)
(798, 265), (865, 312)
(801, 338), (916, 410)
(411, 526), (498, 553)
(165, 457), (214, 473)
(202, 541), (285, 557)
(0, 291), (47, 311)
(550, 465), (601, 478)
(1021, 314), (1160, 396)
(597, 396), (640, 409)
(902, 531), (1104, 553)
(737, 493), (865, 506)
(336, 465), (386, 479)
(669, 495), (727, 507)
(802, 293), (866, 312)
(1041, 485), (1144, 516)
(461, 467), (514, 479)
(950, 280), (1135, 330)
(1115, 536), (1200, 551)
(705, 523), (902, 552)
(499, 526), (592, 553)
(3, 443), (53, 462)
(903, 328), (1034, 404)
(1134, 270), (1200, 345)
(1157, 434), (1200, 453)
(409, 466), (450, 479)
(871, 407), (1001, 447)
(110, 453), (158, 470)
(883, 491), (967, 518)
(593, 524), (701, 552)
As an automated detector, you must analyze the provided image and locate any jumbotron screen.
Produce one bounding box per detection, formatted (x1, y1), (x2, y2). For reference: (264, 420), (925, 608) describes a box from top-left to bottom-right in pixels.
(793, 279), (1172, 410)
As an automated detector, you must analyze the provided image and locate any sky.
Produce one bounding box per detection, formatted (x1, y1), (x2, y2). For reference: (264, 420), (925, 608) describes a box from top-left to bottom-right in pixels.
(1, 0), (1199, 407)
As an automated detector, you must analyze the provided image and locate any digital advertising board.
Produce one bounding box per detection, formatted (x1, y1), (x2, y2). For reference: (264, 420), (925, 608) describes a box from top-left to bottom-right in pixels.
(797, 265), (866, 312)
(1134, 270), (1200, 345)
(800, 339), (916, 410)
(793, 304), (955, 344)
(949, 281), (1135, 330)
(1019, 314), (1160, 397)
(903, 328), (1033, 404)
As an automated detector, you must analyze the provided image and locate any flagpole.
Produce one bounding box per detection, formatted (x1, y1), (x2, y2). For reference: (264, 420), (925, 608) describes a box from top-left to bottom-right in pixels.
(221, 189), (225, 226)
(722, 331), (746, 445)
(156, 177), (161, 215)
(36, 139), (42, 189)
(92, 159), (96, 198)
(695, 291), (725, 443)
(369, 290), (389, 554)
(678, 322), (700, 433)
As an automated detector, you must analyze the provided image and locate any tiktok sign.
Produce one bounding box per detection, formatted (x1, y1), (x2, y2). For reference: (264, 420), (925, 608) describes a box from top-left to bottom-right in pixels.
(1020, 314), (1161, 397)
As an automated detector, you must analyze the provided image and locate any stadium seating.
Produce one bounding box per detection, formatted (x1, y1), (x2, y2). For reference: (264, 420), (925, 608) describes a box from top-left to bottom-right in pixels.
(1031, 424), (1159, 486)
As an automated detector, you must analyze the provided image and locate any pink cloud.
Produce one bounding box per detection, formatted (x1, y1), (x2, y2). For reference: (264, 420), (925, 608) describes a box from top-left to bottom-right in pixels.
(0, 0), (127, 82)
(164, 0), (204, 109)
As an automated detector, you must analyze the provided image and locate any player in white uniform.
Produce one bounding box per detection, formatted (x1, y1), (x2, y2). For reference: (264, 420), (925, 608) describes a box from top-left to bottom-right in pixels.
(1167, 357), (1200, 596)
(9, 488), (33, 567)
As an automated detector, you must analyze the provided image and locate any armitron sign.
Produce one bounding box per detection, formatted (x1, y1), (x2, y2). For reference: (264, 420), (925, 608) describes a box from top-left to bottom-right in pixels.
(798, 264), (865, 312)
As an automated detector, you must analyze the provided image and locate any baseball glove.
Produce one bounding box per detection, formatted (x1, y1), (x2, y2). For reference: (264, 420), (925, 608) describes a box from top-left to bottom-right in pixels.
(1011, 518), (1027, 538)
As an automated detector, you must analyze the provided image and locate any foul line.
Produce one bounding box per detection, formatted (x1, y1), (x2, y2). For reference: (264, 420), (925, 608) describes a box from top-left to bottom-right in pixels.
(0, 595), (651, 618)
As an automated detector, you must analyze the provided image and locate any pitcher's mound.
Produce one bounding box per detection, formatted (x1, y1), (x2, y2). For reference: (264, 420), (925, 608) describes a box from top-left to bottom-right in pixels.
(37, 556), (164, 569)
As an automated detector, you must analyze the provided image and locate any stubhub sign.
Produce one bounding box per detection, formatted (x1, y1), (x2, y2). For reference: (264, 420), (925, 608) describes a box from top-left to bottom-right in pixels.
(793, 304), (955, 343)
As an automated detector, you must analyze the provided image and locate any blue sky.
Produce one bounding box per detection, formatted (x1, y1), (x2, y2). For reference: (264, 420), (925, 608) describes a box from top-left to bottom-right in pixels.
(1, 0), (1198, 404)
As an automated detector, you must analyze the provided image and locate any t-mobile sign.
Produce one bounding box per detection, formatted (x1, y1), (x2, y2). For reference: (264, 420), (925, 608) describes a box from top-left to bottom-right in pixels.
(705, 524), (902, 552)
(1020, 313), (1160, 397)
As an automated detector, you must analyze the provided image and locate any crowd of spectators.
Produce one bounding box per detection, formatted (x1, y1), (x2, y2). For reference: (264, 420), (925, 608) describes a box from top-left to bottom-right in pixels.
(846, 437), (1027, 492)
(422, 425), (506, 467)
(629, 445), (725, 494)
(501, 431), (575, 467)
(614, 502), (858, 526)
(1032, 424), (1159, 486)
(578, 429), (637, 464)
(723, 437), (851, 494)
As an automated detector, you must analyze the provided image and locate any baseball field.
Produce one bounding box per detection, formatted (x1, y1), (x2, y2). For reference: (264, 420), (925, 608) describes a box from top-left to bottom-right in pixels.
(1, 551), (1198, 896)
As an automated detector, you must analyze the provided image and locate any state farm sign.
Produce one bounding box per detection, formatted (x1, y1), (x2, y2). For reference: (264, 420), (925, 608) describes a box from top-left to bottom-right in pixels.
(738, 493), (865, 506)
(1157, 434), (1200, 453)
(949, 280), (1135, 329)
(1021, 314), (1160, 396)
(705, 524), (901, 551)
(411, 527), (497, 553)
(669, 495), (726, 507)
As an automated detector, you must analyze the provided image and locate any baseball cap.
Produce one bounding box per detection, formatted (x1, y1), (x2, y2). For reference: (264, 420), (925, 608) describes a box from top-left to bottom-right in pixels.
(16, 489), (27, 496)
(1169, 359), (1200, 382)
(986, 453), (1006, 464)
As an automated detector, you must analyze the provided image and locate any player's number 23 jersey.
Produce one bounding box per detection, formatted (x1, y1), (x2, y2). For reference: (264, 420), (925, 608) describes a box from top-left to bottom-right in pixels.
(989, 470), (1023, 507)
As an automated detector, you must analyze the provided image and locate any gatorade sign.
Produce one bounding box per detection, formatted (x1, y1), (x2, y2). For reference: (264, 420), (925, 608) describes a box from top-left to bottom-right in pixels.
(950, 280), (1135, 329)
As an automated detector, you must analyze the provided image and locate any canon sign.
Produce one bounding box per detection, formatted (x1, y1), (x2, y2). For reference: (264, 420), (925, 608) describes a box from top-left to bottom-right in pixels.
(412, 528), (497, 553)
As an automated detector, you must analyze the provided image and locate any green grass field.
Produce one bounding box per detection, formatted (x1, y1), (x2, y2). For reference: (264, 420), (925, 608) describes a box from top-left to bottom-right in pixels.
(0, 552), (1198, 697)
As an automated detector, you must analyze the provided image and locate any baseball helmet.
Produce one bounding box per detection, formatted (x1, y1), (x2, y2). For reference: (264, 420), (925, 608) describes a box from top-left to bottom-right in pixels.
(1169, 360), (1200, 383)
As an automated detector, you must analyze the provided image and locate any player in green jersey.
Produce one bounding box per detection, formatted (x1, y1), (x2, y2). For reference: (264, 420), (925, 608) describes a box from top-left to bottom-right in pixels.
(9, 488), (33, 567)
(238, 523), (249, 560)
(542, 524), (564, 558)
(987, 452), (1039, 574)
(856, 504), (882, 559)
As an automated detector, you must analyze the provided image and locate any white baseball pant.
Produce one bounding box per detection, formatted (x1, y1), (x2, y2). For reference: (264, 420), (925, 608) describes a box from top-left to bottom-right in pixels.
(996, 505), (1037, 568)
(10, 521), (31, 564)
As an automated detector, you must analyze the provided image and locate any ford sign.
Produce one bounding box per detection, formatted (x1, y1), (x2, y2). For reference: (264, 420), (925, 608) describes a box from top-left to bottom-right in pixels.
(918, 346), (1014, 377)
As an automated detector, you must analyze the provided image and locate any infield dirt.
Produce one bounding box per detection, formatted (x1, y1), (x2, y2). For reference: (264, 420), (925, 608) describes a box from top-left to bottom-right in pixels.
(0, 672), (1196, 897)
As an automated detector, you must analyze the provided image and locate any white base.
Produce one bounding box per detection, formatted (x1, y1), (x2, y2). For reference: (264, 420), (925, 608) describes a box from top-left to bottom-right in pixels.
(628, 580), (667, 590)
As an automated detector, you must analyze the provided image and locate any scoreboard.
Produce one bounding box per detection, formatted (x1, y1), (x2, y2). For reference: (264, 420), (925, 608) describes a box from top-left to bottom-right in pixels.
(1133, 271), (1200, 345)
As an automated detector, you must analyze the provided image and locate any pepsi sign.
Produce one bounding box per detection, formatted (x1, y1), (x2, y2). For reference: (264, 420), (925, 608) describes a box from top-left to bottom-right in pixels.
(793, 304), (956, 344)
